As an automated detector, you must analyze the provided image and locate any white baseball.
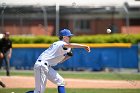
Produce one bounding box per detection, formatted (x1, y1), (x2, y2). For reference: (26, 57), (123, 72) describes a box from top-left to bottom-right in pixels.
(107, 29), (111, 33)
(11, 92), (15, 93)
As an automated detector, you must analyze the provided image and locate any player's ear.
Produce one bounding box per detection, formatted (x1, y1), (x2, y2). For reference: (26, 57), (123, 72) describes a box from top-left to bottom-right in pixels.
(59, 36), (63, 40)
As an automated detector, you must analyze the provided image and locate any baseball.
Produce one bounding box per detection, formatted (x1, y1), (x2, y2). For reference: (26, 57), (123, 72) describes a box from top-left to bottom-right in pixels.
(11, 92), (15, 93)
(107, 29), (111, 33)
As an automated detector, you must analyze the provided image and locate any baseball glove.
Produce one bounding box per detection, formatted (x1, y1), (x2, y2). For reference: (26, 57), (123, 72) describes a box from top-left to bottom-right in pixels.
(67, 51), (73, 56)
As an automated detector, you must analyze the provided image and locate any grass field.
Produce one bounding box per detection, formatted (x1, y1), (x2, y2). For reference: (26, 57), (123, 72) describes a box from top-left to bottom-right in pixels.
(0, 70), (140, 93)
(0, 70), (140, 80)
(0, 88), (140, 93)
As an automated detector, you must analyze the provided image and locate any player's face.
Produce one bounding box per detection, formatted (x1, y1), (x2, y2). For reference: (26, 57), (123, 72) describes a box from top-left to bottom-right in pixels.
(4, 34), (9, 39)
(63, 36), (71, 43)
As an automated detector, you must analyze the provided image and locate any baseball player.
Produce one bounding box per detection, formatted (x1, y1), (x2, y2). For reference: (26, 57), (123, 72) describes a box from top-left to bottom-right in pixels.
(0, 32), (12, 76)
(26, 29), (90, 93)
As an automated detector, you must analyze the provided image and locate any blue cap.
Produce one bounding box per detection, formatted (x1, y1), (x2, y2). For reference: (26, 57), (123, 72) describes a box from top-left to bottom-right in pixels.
(59, 29), (73, 36)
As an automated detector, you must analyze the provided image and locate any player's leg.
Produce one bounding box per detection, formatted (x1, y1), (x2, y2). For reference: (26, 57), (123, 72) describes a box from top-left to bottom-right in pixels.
(58, 86), (65, 93)
(48, 67), (65, 93)
(0, 58), (3, 69)
(34, 63), (48, 93)
(4, 53), (10, 76)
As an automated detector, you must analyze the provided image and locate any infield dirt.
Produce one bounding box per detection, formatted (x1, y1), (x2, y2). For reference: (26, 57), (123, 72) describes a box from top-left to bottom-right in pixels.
(0, 76), (140, 89)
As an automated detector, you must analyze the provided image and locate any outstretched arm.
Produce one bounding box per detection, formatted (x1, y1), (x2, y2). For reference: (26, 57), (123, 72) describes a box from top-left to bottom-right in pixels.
(64, 43), (90, 52)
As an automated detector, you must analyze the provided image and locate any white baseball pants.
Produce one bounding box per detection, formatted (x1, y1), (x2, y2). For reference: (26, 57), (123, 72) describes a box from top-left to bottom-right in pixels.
(34, 61), (65, 93)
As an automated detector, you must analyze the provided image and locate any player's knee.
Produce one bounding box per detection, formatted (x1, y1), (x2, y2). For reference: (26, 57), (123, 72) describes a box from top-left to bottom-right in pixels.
(57, 78), (65, 86)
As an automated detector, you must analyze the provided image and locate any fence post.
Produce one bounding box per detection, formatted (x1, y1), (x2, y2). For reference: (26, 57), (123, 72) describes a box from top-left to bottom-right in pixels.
(138, 43), (140, 72)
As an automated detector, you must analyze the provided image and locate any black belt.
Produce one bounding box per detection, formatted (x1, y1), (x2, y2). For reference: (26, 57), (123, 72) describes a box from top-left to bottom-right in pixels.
(38, 60), (42, 62)
(38, 60), (50, 67)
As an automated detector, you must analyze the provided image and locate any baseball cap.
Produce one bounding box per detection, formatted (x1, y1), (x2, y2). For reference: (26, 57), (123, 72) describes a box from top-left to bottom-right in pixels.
(59, 29), (74, 36)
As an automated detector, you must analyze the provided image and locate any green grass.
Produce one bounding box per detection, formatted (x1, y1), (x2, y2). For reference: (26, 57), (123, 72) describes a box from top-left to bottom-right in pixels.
(0, 70), (34, 76)
(59, 71), (140, 80)
(0, 88), (140, 93)
(0, 70), (140, 80)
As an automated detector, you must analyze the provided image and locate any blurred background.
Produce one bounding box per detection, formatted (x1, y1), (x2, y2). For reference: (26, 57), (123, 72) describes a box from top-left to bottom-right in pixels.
(0, 0), (140, 72)
(0, 0), (140, 35)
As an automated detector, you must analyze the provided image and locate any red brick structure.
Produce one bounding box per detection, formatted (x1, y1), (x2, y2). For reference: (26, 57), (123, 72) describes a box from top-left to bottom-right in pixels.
(0, 0), (140, 36)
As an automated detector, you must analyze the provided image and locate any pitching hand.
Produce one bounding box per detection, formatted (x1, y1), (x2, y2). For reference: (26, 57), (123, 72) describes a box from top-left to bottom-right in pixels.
(84, 46), (90, 52)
